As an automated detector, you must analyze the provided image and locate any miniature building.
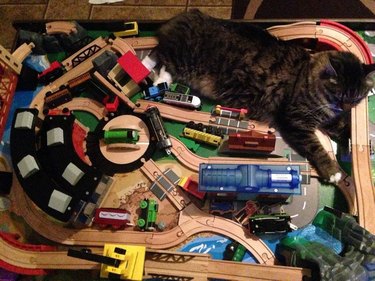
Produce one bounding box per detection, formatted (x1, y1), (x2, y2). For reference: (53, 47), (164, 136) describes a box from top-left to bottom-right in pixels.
(17, 154), (40, 178)
(92, 50), (118, 77)
(117, 51), (150, 84)
(14, 111), (35, 129)
(107, 63), (140, 97)
(62, 162), (84, 186)
(47, 127), (64, 146)
(48, 189), (72, 213)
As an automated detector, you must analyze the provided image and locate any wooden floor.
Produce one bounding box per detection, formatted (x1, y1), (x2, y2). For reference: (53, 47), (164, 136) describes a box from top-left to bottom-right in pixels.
(0, 0), (233, 49)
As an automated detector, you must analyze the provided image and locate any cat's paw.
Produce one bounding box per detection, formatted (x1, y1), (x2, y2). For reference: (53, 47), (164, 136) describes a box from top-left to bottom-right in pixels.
(329, 172), (342, 184)
(153, 65), (172, 86)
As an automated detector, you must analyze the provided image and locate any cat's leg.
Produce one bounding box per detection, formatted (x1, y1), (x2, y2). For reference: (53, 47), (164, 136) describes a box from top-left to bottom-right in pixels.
(321, 112), (351, 151)
(278, 127), (342, 184)
(153, 65), (173, 86)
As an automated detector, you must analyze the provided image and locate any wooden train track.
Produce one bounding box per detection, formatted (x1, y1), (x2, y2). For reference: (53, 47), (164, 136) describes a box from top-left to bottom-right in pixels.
(140, 159), (275, 264)
(11, 163), (276, 265)
(0, 237), (309, 280)
(45, 21), (77, 35)
(140, 158), (190, 211)
(135, 99), (273, 133)
(268, 20), (375, 232)
(170, 135), (312, 173)
(59, 97), (107, 119)
(62, 37), (108, 71)
(5, 20), (374, 279)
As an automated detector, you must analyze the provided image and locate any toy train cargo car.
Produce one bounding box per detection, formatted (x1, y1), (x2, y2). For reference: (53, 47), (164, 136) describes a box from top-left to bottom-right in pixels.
(228, 130), (276, 153)
(38, 61), (64, 84)
(93, 208), (131, 230)
(185, 121), (225, 137)
(169, 83), (190, 95)
(198, 164), (301, 194)
(223, 241), (247, 262)
(113, 21), (139, 37)
(44, 86), (72, 109)
(248, 213), (292, 234)
(213, 105), (248, 120)
(183, 127), (222, 147)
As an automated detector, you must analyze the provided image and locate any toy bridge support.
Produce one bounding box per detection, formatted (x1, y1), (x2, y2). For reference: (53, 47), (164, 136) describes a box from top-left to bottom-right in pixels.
(0, 42), (34, 141)
(0, 42), (34, 74)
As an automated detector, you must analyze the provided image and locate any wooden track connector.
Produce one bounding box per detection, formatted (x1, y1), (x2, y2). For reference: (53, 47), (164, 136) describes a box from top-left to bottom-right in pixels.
(45, 21), (77, 35)
(0, 43), (35, 74)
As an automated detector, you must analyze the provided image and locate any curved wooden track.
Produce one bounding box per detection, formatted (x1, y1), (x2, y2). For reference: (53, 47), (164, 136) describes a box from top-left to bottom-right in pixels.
(5, 20), (375, 278)
(269, 21), (375, 231)
(60, 97), (107, 119)
(140, 159), (275, 263)
(0, 237), (308, 280)
(135, 99), (272, 133)
(10, 169), (276, 265)
(170, 135), (312, 173)
(45, 21), (77, 35)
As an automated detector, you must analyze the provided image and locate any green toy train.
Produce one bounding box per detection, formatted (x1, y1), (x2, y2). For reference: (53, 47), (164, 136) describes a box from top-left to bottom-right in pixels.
(137, 199), (158, 231)
(103, 128), (139, 144)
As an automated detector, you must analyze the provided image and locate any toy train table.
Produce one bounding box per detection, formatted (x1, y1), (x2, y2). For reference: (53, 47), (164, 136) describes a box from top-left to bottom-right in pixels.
(0, 19), (374, 281)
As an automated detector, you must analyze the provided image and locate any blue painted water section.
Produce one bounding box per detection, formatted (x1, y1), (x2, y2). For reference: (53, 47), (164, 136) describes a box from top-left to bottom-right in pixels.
(178, 224), (343, 264)
(0, 87), (39, 165)
(179, 235), (256, 263)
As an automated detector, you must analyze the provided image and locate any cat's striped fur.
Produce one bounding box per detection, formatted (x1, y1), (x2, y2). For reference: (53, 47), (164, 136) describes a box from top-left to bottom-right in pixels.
(151, 10), (375, 183)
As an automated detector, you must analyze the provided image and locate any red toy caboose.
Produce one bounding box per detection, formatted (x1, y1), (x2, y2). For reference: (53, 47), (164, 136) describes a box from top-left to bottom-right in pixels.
(93, 208), (131, 230)
(228, 130), (276, 153)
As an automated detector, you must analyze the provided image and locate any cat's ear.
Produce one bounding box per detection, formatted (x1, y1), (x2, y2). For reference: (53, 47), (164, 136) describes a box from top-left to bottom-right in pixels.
(320, 58), (338, 81)
(363, 63), (375, 88)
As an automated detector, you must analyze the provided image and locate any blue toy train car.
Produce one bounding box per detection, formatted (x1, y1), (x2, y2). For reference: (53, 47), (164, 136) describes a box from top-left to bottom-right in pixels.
(198, 164), (301, 194)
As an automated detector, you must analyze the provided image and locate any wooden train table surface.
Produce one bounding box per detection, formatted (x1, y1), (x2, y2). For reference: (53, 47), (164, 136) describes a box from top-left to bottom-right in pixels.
(0, 19), (374, 281)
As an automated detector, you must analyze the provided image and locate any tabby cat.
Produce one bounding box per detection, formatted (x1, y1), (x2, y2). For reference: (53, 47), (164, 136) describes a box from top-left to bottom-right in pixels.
(149, 10), (375, 183)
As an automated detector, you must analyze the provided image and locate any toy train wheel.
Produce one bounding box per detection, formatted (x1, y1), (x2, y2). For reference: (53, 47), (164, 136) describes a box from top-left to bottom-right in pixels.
(98, 224), (107, 229)
(206, 126), (214, 134)
(186, 121), (195, 129)
(112, 225), (122, 230)
(137, 218), (146, 228)
(196, 123), (204, 131)
(140, 200), (148, 209)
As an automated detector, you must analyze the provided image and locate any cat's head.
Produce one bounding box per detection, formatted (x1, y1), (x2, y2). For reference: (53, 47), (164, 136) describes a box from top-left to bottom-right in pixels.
(311, 51), (375, 112)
